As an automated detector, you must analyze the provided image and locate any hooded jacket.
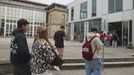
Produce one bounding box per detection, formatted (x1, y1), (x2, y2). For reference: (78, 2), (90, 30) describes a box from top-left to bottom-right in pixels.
(10, 28), (31, 65)
(84, 32), (103, 58)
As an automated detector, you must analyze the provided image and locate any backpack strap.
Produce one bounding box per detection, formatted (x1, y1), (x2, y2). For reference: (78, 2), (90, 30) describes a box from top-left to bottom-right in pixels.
(89, 36), (98, 57)
(89, 36), (98, 43)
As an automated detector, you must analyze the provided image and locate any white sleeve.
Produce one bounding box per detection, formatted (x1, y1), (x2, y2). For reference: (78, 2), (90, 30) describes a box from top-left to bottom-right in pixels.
(94, 37), (103, 50)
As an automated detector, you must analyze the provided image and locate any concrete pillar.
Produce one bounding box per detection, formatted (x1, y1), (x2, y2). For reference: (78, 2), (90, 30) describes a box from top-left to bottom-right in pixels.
(132, 10), (134, 47)
(4, 6), (7, 37)
(84, 21), (89, 37)
(32, 11), (35, 37)
(71, 23), (74, 40)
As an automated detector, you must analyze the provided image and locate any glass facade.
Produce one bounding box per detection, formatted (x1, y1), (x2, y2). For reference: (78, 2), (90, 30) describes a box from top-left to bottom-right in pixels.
(108, 0), (123, 13)
(88, 19), (101, 32)
(74, 22), (84, 41)
(116, 0), (123, 12)
(108, 0), (114, 13)
(0, 5), (46, 37)
(92, 0), (97, 17)
(133, 0), (134, 8)
(66, 23), (71, 40)
(80, 1), (87, 19)
(71, 7), (74, 21)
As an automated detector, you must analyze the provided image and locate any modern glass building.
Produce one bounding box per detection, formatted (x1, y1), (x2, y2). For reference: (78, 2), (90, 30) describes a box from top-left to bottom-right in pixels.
(67, 0), (134, 47)
(0, 0), (47, 37)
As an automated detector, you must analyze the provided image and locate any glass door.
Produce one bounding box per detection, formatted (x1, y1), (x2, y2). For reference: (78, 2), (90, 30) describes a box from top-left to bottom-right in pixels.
(122, 21), (132, 46)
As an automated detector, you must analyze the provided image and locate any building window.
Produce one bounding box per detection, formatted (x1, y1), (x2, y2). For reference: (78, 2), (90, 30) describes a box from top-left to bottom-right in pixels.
(88, 19), (101, 32)
(116, 0), (123, 12)
(71, 7), (74, 21)
(80, 1), (87, 19)
(92, 0), (97, 17)
(50, 14), (52, 24)
(108, 0), (123, 13)
(61, 14), (65, 23)
(108, 0), (114, 13)
(133, 0), (134, 8)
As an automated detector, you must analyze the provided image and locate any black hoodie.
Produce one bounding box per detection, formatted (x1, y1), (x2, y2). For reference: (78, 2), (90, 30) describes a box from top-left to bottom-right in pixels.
(10, 28), (31, 65)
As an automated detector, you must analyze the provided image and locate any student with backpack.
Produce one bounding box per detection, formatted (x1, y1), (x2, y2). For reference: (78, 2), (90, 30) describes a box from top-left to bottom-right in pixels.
(82, 27), (103, 75)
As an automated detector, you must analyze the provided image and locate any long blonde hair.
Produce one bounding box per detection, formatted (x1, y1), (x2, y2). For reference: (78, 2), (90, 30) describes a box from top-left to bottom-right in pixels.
(34, 26), (48, 43)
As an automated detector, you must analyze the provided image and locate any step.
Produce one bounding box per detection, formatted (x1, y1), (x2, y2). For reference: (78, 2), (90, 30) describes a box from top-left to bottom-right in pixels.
(63, 58), (134, 63)
(60, 62), (134, 70)
(1, 59), (134, 74)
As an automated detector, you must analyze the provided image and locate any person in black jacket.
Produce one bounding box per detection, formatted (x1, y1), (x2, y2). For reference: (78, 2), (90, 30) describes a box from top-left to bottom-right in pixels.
(10, 18), (31, 75)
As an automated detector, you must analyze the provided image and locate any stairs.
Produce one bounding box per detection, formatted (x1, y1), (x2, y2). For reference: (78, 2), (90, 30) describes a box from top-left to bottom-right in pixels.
(60, 58), (134, 70)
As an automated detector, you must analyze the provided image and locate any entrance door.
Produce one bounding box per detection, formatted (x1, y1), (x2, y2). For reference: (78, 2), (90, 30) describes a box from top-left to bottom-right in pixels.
(122, 21), (132, 46)
(109, 22), (122, 46)
(109, 21), (132, 46)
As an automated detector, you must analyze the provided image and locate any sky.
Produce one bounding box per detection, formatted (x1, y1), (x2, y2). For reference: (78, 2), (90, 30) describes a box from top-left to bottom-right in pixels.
(28, 0), (74, 5)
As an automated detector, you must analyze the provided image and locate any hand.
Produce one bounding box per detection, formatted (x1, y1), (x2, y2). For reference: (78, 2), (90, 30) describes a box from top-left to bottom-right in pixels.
(49, 43), (54, 48)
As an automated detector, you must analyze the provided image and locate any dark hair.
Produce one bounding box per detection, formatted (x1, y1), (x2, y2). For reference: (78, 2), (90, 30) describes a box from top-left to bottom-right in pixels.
(17, 18), (29, 28)
(60, 25), (65, 29)
(91, 27), (98, 32)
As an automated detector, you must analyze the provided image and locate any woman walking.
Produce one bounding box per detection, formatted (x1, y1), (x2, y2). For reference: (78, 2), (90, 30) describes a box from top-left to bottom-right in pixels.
(31, 26), (55, 75)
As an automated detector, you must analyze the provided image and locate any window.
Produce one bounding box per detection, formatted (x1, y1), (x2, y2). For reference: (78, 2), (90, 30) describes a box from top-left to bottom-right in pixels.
(108, 0), (123, 13)
(133, 0), (134, 8)
(108, 0), (114, 13)
(80, 1), (87, 19)
(116, 0), (123, 12)
(71, 7), (74, 21)
(92, 0), (96, 17)
(61, 14), (65, 23)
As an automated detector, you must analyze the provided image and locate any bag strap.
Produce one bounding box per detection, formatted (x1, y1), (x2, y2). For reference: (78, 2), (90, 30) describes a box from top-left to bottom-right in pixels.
(89, 36), (98, 56)
(85, 36), (88, 42)
(51, 48), (59, 58)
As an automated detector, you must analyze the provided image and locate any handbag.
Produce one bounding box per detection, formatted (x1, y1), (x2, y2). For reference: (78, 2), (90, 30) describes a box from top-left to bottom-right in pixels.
(51, 48), (63, 66)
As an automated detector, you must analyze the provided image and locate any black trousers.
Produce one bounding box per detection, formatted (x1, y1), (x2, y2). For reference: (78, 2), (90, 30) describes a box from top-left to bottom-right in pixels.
(13, 63), (31, 75)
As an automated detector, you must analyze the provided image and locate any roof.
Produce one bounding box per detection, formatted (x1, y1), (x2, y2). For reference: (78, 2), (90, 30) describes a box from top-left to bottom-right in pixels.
(46, 3), (67, 10)
(12, 0), (48, 6)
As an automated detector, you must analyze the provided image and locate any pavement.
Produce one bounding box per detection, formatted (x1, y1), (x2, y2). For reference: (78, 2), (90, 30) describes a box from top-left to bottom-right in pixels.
(0, 37), (134, 75)
(5, 67), (134, 75)
(0, 37), (134, 61)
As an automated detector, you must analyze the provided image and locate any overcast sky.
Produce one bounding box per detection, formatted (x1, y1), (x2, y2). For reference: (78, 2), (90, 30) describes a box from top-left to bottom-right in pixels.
(28, 0), (74, 5)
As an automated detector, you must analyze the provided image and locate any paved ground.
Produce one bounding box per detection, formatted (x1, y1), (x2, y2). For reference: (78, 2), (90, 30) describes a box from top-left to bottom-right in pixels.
(53, 67), (134, 75)
(5, 67), (134, 75)
(0, 37), (134, 61)
(1, 37), (134, 75)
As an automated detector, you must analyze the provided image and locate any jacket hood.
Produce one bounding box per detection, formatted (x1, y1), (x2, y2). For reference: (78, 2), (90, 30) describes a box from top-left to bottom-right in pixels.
(87, 32), (99, 41)
(11, 28), (24, 36)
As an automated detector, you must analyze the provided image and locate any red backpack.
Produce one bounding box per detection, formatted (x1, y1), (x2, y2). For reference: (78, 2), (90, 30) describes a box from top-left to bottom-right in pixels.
(82, 36), (97, 60)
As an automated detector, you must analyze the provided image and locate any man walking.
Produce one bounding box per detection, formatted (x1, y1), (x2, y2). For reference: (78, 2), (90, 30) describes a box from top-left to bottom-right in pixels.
(10, 18), (31, 75)
(83, 27), (103, 75)
(54, 25), (66, 59)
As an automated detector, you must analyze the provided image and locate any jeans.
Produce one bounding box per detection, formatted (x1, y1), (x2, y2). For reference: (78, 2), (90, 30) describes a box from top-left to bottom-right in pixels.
(13, 63), (31, 75)
(112, 40), (117, 47)
(85, 58), (102, 75)
(106, 40), (110, 47)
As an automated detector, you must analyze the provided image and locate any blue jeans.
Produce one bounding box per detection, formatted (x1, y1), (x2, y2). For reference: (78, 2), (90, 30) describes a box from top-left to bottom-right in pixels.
(85, 58), (102, 75)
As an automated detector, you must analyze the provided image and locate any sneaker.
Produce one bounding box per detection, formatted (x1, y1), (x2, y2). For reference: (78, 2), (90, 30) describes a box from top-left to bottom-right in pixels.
(54, 66), (61, 71)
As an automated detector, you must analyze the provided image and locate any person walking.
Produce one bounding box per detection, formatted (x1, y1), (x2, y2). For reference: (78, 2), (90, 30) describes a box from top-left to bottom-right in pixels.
(10, 18), (31, 75)
(31, 26), (55, 75)
(54, 25), (66, 59)
(83, 27), (103, 75)
(106, 32), (112, 47)
(112, 32), (119, 47)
